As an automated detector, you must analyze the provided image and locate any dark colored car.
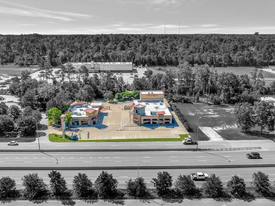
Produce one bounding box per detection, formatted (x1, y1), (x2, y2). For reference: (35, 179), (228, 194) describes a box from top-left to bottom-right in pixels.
(246, 152), (261, 159)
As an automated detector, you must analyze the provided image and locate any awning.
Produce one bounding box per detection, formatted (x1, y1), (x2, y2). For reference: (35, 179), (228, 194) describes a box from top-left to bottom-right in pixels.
(133, 118), (138, 121)
(91, 117), (98, 120)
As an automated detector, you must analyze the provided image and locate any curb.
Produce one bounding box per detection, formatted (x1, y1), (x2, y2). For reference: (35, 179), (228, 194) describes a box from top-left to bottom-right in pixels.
(0, 147), (262, 153)
(0, 164), (274, 170)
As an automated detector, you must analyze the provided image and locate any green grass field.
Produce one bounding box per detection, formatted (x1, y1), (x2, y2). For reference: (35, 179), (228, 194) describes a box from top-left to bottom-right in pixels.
(0, 64), (39, 76)
(49, 133), (188, 142)
(176, 102), (272, 141)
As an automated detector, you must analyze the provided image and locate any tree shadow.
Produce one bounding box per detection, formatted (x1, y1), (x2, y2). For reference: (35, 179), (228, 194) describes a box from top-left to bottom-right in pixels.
(0, 189), (21, 204)
(56, 191), (77, 206)
(238, 191), (256, 202)
(212, 192), (233, 202)
(37, 131), (47, 137)
(39, 124), (48, 130)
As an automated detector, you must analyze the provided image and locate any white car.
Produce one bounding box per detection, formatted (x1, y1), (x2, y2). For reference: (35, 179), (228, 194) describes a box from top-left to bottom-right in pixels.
(191, 172), (209, 180)
(8, 141), (19, 146)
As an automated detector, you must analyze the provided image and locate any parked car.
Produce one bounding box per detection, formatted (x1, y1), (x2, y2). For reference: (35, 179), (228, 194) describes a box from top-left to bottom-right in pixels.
(8, 141), (19, 146)
(246, 152), (261, 159)
(183, 137), (198, 145)
(191, 172), (209, 180)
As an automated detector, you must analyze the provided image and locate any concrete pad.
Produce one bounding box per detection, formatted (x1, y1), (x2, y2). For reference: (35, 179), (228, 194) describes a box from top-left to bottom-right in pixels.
(199, 127), (223, 141)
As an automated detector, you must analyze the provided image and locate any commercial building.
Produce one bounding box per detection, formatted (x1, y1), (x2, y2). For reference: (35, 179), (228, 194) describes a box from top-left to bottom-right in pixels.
(67, 61), (133, 72)
(60, 101), (102, 131)
(131, 90), (173, 125)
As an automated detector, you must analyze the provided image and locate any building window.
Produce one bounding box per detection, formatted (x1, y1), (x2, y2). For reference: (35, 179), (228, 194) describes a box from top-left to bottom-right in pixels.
(81, 119), (88, 125)
(72, 120), (79, 125)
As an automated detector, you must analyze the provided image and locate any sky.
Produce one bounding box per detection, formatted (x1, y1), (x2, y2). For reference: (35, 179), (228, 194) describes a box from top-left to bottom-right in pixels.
(0, 0), (275, 35)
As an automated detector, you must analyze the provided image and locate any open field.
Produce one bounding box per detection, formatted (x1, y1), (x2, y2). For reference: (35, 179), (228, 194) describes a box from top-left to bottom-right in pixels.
(0, 64), (39, 76)
(175, 102), (273, 141)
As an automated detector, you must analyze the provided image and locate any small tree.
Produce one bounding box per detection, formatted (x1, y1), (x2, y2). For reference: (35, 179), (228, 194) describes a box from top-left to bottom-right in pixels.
(48, 170), (68, 197)
(126, 177), (149, 198)
(9, 105), (21, 120)
(151, 171), (173, 197)
(47, 107), (62, 124)
(227, 175), (246, 198)
(0, 177), (17, 198)
(104, 91), (114, 101)
(0, 102), (8, 115)
(31, 110), (42, 124)
(22, 173), (48, 200)
(73, 173), (94, 198)
(202, 174), (224, 198)
(16, 116), (36, 136)
(0, 115), (15, 135)
(175, 175), (200, 196)
(22, 106), (33, 117)
(94, 171), (118, 199)
(251, 171), (270, 195)
(64, 111), (72, 127)
(115, 93), (123, 101)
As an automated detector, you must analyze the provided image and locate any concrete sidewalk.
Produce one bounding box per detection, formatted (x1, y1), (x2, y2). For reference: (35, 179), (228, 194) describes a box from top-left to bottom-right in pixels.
(2, 198), (275, 206)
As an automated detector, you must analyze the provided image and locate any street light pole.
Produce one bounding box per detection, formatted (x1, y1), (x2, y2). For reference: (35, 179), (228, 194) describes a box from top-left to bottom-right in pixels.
(196, 117), (201, 150)
(137, 154), (139, 178)
(34, 118), (40, 151)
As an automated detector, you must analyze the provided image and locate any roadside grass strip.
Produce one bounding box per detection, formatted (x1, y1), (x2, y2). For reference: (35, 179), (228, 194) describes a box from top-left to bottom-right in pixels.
(49, 133), (188, 142)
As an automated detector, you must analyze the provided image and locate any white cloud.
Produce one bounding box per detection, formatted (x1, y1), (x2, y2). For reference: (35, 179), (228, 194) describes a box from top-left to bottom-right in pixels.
(201, 24), (218, 27)
(117, 27), (144, 31)
(0, 0), (90, 21)
(151, 24), (189, 29)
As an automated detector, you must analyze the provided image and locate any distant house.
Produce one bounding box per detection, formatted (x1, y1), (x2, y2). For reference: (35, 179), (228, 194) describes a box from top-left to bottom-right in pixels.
(60, 101), (102, 131)
(132, 90), (173, 125)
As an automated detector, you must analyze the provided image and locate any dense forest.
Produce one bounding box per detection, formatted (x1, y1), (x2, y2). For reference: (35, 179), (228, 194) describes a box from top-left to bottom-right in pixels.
(0, 34), (275, 67)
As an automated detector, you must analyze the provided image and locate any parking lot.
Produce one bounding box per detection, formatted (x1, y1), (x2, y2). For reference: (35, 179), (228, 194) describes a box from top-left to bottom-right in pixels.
(49, 101), (188, 140)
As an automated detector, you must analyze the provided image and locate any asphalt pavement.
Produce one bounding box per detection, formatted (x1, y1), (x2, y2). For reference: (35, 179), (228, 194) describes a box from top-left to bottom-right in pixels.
(0, 150), (274, 170)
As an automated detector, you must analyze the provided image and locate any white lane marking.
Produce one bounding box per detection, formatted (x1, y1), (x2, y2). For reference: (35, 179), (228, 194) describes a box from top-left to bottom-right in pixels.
(89, 157), (93, 159)
(80, 157), (83, 159)
(199, 160), (207, 162)
(197, 156), (205, 158)
(171, 160), (179, 162)
(143, 156), (151, 158)
(170, 156), (178, 158)
(229, 159), (235, 162)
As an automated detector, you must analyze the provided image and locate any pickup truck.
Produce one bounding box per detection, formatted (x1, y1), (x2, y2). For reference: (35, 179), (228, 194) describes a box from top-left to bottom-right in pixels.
(191, 172), (209, 180)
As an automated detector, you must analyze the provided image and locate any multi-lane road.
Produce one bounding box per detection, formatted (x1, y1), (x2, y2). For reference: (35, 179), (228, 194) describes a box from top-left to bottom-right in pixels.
(0, 150), (274, 168)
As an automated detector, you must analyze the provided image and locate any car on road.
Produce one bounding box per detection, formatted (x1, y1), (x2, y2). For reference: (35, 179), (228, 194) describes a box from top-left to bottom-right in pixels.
(183, 138), (198, 145)
(246, 152), (261, 159)
(8, 141), (19, 146)
(191, 172), (209, 180)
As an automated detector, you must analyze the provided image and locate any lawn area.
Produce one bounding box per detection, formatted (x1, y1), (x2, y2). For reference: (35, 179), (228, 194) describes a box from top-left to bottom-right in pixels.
(176, 102), (272, 141)
(49, 133), (188, 142)
(0, 64), (39, 76)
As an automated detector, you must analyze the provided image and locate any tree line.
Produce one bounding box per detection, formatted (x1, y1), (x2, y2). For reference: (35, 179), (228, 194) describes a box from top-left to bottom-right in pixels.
(0, 170), (274, 202)
(0, 102), (41, 137)
(1, 34), (275, 67)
